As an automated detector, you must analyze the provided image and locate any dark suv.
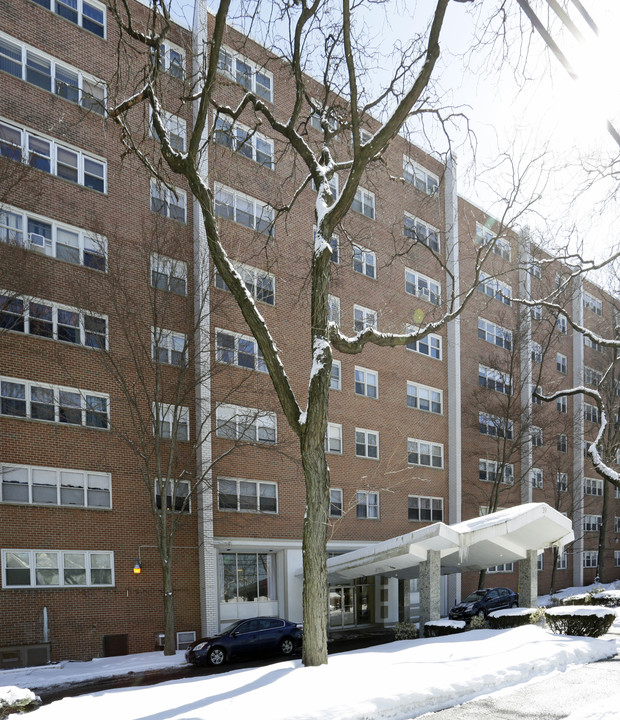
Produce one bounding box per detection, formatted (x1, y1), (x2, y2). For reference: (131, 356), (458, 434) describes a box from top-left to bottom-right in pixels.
(449, 587), (519, 621)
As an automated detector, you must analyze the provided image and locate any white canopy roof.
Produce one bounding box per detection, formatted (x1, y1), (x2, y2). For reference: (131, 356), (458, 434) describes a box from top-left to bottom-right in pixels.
(326, 503), (574, 582)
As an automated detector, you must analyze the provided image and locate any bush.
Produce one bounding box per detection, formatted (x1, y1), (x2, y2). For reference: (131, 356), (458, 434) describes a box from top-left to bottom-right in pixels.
(0, 687), (40, 718)
(589, 591), (620, 608)
(545, 606), (616, 637)
(561, 593), (592, 606)
(488, 608), (541, 629)
(423, 620), (466, 638)
(468, 614), (488, 630)
(393, 622), (419, 640)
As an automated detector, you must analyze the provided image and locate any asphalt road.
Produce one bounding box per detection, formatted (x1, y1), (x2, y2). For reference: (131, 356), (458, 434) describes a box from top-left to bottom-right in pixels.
(421, 653), (620, 720)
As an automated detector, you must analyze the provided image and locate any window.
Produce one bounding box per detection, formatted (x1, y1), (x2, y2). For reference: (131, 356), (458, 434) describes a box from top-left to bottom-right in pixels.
(406, 326), (442, 359)
(531, 342), (542, 364)
(355, 428), (379, 459)
(152, 109), (186, 152)
(329, 488), (343, 518)
(217, 478), (277, 513)
(557, 396), (567, 413)
(213, 116), (274, 169)
(584, 335), (603, 353)
(152, 328), (186, 366)
(403, 156), (438, 195)
(0, 376), (108, 428)
(2, 549), (113, 587)
(0, 294), (107, 349)
(0, 33), (105, 113)
(155, 479), (190, 513)
(154, 403), (189, 442)
(557, 472), (568, 492)
(352, 245), (376, 279)
(478, 318), (512, 350)
(408, 439), (443, 468)
(220, 552), (275, 603)
(530, 305), (542, 321)
(531, 468), (543, 489)
(217, 46), (273, 102)
(537, 555), (543, 572)
(479, 459), (514, 485)
(478, 365), (511, 395)
(584, 367), (602, 387)
(214, 183), (274, 236)
(531, 426), (543, 447)
(557, 551), (568, 570)
(330, 360), (341, 391)
(616, 517), (620, 534)
(408, 495), (443, 522)
(487, 563), (514, 574)
(407, 381), (442, 414)
(584, 403), (601, 424)
(150, 253), (187, 295)
(478, 412), (513, 439)
(529, 261), (542, 279)
(354, 367), (378, 399)
(216, 403), (276, 445)
(557, 434), (568, 453)
(160, 40), (185, 78)
(214, 261), (275, 306)
(478, 272), (512, 306)
(352, 187), (375, 219)
(404, 213), (440, 252)
(0, 119), (106, 191)
(150, 180), (186, 222)
(215, 329), (266, 373)
(583, 292), (602, 316)
(356, 490), (379, 519)
(557, 353), (567, 374)
(324, 423), (342, 454)
(0, 205), (106, 270)
(328, 295), (340, 325)
(405, 268), (441, 305)
(557, 314), (567, 334)
(531, 385), (542, 405)
(474, 223), (511, 261)
(31, 0), (105, 36)
(584, 477), (603, 496)
(353, 304), (377, 333)
(313, 227), (339, 263)
(583, 514), (602, 532)
(1, 463), (110, 508)
(583, 551), (598, 569)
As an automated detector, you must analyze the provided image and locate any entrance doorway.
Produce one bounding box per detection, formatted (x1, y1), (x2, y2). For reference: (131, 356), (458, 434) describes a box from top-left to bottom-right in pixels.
(329, 579), (374, 628)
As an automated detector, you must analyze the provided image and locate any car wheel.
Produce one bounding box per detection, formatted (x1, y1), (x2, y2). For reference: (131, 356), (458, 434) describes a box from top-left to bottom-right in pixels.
(207, 647), (225, 666)
(280, 638), (295, 656)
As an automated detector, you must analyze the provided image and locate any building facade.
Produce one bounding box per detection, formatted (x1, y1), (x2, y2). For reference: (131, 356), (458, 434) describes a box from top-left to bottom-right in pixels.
(0, 0), (618, 666)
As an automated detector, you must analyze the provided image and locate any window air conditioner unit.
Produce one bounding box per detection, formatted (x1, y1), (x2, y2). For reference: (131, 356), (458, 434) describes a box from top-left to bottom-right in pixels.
(155, 633), (165, 648)
(28, 233), (46, 250)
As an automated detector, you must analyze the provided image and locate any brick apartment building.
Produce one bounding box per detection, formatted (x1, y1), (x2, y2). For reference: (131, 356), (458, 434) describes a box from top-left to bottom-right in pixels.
(0, 0), (618, 666)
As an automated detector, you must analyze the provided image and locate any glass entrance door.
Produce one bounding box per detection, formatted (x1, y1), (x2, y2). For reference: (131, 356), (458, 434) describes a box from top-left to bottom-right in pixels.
(329, 581), (373, 628)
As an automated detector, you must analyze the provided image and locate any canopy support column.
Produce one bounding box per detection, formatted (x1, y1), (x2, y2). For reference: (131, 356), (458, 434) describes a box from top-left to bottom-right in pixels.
(518, 549), (538, 607)
(419, 549), (440, 628)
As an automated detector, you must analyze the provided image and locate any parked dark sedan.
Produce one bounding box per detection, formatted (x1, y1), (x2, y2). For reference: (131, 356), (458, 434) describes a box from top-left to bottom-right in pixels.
(185, 617), (303, 666)
(449, 587), (519, 621)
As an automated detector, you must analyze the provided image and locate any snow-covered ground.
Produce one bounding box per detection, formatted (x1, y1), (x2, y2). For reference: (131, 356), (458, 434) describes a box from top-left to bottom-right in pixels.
(2, 625), (618, 720)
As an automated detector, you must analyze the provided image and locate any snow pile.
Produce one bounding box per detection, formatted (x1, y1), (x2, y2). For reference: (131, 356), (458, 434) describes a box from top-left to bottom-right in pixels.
(0, 685), (39, 713)
(546, 606), (616, 618)
(424, 619), (466, 629)
(13, 626), (616, 720)
(489, 607), (538, 618)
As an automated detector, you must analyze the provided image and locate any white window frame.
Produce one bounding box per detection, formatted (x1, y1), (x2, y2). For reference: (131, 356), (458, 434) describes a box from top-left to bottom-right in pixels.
(405, 267), (441, 305)
(404, 212), (440, 252)
(30, 0), (106, 37)
(531, 468), (543, 489)
(478, 364), (511, 395)
(531, 426), (543, 447)
(0, 376), (108, 428)
(406, 325), (442, 360)
(531, 305), (542, 321)
(151, 108), (186, 152)
(150, 180), (187, 222)
(2, 549), (114, 588)
(557, 314), (567, 334)
(0, 32), (106, 114)
(479, 459), (514, 485)
(329, 488), (343, 518)
(330, 359), (341, 391)
(557, 551), (568, 570)
(475, 223), (511, 261)
(160, 40), (185, 79)
(217, 44), (273, 102)
(487, 563), (514, 574)
(355, 428), (379, 459)
(214, 183), (274, 236)
(214, 260), (275, 306)
(557, 395), (568, 413)
(150, 253), (187, 295)
(557, 352), (567, 374)
(583, 514), (602, 532)
(408, 495), (443, 522)
(354, 366), (378, 399)
(213, 116), (274, 169)
(215, 328), (266, 373)
(0, 204), (107, 269)
(584, 335), (603, 352)
(352, 186), (375, 219)
(478, 272), (512, 306)
(0, 463), (111, 508)
(356, 490), (379, 519)
(155, 478), (191, 513)
(531, 341), (542, 363)
(557, 434), (568, 453)
(328, 295), (340, 325)
(529, 261), (542, 279)
(583, 551), (598, 568)
(0, 117), (107, 192)
(557, 472), (568, 492)
(353, 304), (377, 333)
(584, 402), (601, 424)
(583, 291), (602, 316)
(403, 155), (438, 195)
(478, 317), (512, 350)
(324, 422), (343, 454)
(407, 438), (444, 469)
(217, 477), (277, 514)
(584, 477), (603, 496)
(154, 403), (189, 442)
(1, 292), (107, 350)
(215, 403), (277, 445)
(406, 381), (442, 414)
(584, 367), (602, 387)
(152, 327), (186, 366)
(352, 244), (376, 279)
(478, 412), (513, 440)
(313, 227), (339, 264)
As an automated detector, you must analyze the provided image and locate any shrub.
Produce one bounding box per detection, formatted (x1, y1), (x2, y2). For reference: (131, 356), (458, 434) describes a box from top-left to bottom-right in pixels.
(561, 593), (592, 606)
(487, 608), (541, 629)
(423, 620), (466, 638)
(545, 606), (616, 637)
(0, 687), (40, 718)
(393, 622), (419, 641)
(468, 614), (488, 630)
(589, 591), (620, 608)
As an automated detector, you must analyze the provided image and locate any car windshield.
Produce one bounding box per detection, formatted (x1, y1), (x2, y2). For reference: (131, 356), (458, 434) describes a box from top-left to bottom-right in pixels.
(221, 620), (246, 635)
(464, 590), (487, 602)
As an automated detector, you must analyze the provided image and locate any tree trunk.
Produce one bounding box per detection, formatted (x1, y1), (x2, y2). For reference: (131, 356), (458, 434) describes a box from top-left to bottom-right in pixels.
(549, 546), (558, 595)
(598, 480), (610, 582)
(162, 556), (176, 656)
(301, 442), (330, 667)
(477, 568), (487, 591)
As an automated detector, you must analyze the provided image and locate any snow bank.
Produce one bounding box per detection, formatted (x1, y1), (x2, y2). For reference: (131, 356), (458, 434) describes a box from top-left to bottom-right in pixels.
(546, 606), (616, 618)
(424, 619), (466, 629)
(489, 607), (538, 618)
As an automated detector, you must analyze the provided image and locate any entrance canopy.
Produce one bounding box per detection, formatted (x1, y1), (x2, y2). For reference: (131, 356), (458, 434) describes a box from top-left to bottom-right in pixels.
(326, 503), (574, 583)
